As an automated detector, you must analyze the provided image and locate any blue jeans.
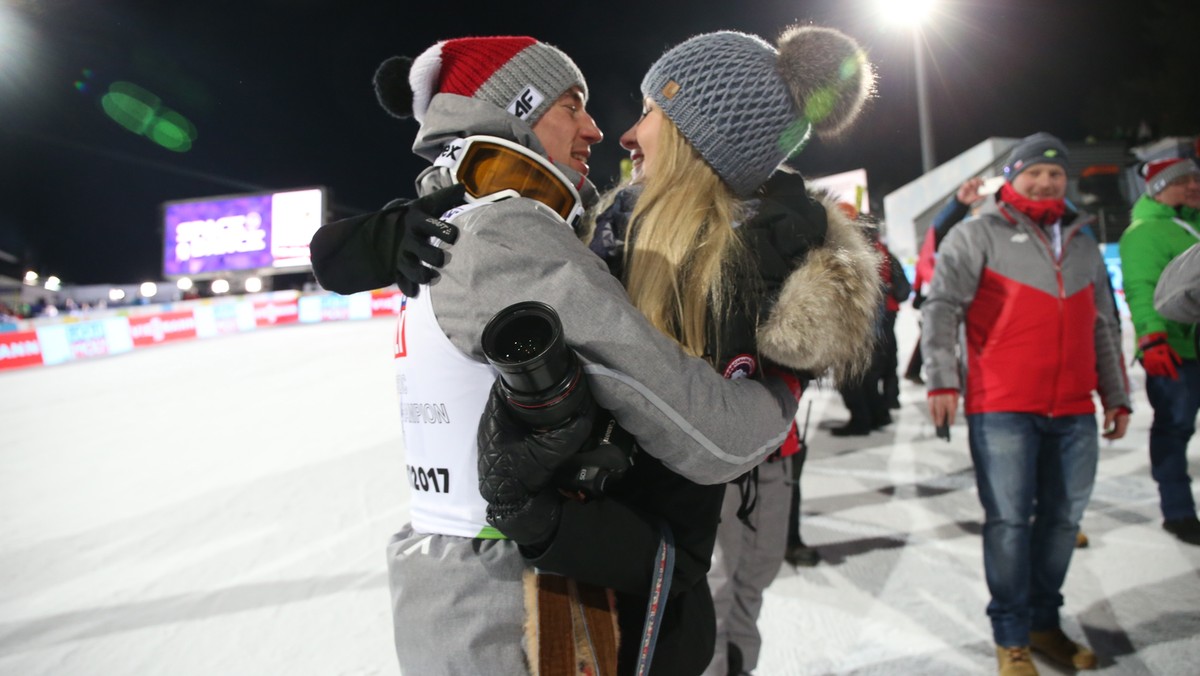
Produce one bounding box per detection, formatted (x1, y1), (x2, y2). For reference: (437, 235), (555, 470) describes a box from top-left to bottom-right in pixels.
(1145, 359), (1200, 521)
(967, 412), (1098, 647)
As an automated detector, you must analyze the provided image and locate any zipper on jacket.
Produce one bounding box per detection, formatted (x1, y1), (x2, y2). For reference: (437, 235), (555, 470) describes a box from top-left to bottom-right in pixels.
(1029, 220), (1066, 416)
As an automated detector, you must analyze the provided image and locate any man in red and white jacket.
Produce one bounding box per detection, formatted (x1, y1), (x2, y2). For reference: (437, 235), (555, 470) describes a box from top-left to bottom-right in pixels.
(921, 132), (1131, 676)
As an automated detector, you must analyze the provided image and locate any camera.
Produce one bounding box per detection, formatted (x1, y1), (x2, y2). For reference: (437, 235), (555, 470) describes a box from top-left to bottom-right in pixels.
(482, 301), (590, 429)
(482, 301), (630, 496)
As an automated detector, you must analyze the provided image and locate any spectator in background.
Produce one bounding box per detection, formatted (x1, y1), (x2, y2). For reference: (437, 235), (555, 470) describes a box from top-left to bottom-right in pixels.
(877, 227), (911, 410)
(831, 214), (892, 437)
(923, 132), (1130, 675)
(905, 177), (987, 385)
(1118, 157), (1200, 546)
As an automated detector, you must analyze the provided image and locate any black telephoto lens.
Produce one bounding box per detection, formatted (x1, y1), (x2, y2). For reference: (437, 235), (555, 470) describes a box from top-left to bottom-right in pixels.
(482, 301), (590, 429)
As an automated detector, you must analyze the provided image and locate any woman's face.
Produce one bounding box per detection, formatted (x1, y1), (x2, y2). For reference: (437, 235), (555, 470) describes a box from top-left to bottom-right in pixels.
(619, 98), (663, 182)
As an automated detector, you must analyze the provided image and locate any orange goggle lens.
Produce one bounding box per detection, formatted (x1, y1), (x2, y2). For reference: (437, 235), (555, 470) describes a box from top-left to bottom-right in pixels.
(457, 142), (578, 222)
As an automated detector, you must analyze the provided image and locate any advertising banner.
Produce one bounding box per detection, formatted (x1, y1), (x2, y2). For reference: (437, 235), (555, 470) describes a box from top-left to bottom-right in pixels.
(162, 188), (325, 277)
(254, 298), (300, 327)
(193, 302), (256, 338)
(36, 319), (133, 366)
(129, 310), (200, 347)
(0, 330), (43, 371)
(164, 194), (275, 276)
(370, 289), (403, 317)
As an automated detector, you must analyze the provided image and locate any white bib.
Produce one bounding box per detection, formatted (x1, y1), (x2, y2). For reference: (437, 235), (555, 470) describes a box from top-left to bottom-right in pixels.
(394, 292), (499, 538)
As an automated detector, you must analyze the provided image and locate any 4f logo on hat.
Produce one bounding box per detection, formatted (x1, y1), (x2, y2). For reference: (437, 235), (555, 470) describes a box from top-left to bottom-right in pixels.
(507, 85), (545, 120)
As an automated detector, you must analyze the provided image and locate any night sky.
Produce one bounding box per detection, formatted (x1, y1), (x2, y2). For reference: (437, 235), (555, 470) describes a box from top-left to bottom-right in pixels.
(1, 0), (1194, 285)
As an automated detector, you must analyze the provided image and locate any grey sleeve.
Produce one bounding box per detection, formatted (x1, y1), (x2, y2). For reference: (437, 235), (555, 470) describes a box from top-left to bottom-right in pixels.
(431, 199), (797, 484)
(1154, 243), (1200, 324)
(1092, 256), (1131, 411)
(920, 223), (986, 392)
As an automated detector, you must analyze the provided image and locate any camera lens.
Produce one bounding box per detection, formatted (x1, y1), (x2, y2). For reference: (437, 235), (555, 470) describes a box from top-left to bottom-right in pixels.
(482, 301), (589, 428)
(490, 316), (553, 363)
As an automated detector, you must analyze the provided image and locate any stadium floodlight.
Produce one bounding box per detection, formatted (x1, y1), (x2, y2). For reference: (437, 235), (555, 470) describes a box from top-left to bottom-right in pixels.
(177, 277), (193, 291)
(877, 0), (935, 26)
(877, 0), (938, 173)
(211, 279), (230, 295)
(244, 277), (263, 293)
(24, 270), (38, 285)
(140, 282), (158, 298)
(44, 276), (62, 291)
(109, 288), (126, 302)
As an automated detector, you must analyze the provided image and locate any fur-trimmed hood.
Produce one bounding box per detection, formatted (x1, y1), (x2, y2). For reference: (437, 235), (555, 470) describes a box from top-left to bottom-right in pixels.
(755, 191), (883, 384)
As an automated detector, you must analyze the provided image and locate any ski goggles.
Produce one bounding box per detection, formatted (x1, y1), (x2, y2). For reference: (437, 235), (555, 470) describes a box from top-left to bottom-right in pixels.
(434, 135), (584, 227)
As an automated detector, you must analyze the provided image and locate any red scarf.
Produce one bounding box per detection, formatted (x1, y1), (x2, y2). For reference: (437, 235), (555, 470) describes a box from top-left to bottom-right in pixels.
(999, 182), (1066, 225)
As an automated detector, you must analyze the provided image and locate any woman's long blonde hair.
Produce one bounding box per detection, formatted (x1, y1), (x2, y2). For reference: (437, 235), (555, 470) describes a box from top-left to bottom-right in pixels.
(622, 119), (745, 359)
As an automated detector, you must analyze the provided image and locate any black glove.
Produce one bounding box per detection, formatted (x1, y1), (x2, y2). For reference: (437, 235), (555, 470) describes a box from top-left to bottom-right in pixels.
(478, 380), (597, 499)
(486, 489), (563, 548)
(477, 380), (596, 547)
(754, 171), (829, 260)
(378, 183), (465, 297)
(309, 183), (464, 297)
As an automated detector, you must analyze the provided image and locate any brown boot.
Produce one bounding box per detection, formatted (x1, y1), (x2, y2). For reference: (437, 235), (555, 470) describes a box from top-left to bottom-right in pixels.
(995, 645), (1038, 676)
(1075, 531), (1089, 548)
(1030, 628), (1097, 670)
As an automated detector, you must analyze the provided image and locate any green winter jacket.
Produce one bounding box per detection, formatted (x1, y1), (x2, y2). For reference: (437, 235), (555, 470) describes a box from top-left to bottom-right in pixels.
(1119, 195), (1200, 359)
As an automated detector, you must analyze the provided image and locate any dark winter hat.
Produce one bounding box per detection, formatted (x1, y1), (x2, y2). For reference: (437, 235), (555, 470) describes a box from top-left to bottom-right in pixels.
(640, 26), (874, 197)
(1002, 132), (1069, 182)
(373, 36), (587, 125)
(1143, 158), (1200, 196)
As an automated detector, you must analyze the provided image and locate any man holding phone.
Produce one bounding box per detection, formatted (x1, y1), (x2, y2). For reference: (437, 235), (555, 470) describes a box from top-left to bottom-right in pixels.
(922, 133), (1130, 676)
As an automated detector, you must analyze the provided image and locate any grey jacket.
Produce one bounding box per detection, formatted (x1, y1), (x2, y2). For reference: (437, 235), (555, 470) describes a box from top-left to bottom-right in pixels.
(1155, 242), (1200, 324)
(417, 94), (798, 484)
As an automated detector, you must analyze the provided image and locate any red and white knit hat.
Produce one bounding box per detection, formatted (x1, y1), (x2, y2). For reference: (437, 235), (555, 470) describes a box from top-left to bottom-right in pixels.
(374, 36), (587, 125)
(1143, 158), (1200, 196)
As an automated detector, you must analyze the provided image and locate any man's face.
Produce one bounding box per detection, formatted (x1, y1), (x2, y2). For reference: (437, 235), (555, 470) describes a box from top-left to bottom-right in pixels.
(1011, 164), (1067, 201)
(531, 86), (603, 176)
(1155, 173), (1200, 210)
(618, 98), (663, 183)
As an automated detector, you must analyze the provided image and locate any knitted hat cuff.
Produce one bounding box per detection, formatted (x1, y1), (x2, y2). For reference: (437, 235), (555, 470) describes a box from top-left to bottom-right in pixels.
(1002, 132), (1069, 182)
(1146, 158), (1200, 196)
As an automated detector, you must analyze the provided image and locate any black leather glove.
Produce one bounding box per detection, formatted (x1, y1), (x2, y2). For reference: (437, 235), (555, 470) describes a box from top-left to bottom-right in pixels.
(478, 381), (596, 499)
(377, 183), (465, 297)
(478, 380), (596, 547)
(486, 489), (563, 548)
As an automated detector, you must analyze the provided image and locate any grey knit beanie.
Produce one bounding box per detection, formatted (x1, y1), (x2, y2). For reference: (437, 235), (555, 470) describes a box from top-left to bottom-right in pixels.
(1002, 132), (1069, 182)
(373, 36), (586, 125)
(640, 26), (874, 196)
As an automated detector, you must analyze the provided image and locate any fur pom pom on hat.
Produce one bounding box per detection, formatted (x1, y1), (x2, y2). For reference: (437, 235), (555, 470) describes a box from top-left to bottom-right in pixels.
(640, 26), (874, 197)
(1142, 158), (1200, 196)
(373, 36), (587, 125)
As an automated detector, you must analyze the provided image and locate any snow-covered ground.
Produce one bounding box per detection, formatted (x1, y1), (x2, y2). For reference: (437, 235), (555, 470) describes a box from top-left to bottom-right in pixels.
(1, 311), (1197, 674)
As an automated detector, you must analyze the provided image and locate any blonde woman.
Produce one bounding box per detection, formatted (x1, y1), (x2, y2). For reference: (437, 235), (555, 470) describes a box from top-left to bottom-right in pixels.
(481, 27), (884, 675)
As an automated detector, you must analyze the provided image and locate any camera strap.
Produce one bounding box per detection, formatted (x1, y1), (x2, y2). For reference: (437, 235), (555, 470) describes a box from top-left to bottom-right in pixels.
(635, 522), (675, 676)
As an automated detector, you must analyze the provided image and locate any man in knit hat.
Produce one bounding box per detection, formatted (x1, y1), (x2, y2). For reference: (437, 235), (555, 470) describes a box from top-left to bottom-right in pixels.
(923, 132), (1130, 676)
(1118, 157), (1200, 546)
(307, 36), (804, 674)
